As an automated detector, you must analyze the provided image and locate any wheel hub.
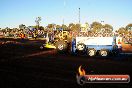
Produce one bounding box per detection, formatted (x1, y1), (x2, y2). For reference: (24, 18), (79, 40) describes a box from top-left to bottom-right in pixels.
(58, 44), (64, 50)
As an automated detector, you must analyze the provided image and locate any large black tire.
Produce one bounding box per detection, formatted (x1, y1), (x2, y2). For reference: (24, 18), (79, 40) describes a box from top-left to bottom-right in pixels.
(99, 49), (109, 57)
(55, 40), (68, 52)
(87, 48), (96, 56)
(76, 43), (86, 51)
(76, 43), (86, 56)
(112, 45), (119, 56)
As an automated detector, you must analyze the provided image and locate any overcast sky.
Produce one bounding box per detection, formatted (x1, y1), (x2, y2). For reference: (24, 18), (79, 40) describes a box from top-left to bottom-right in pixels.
(0, 0), (132, 30)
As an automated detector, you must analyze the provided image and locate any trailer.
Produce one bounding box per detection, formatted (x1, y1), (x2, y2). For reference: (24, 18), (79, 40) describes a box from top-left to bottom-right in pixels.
(71, 37), (122, 56)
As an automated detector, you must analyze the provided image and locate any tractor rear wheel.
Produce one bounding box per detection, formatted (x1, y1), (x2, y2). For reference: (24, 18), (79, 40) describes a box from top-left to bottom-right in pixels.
(55, 40), (68, 52)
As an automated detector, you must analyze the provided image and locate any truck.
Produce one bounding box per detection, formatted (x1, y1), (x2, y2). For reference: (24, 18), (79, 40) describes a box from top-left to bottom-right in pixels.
(70, 37), (122, 56)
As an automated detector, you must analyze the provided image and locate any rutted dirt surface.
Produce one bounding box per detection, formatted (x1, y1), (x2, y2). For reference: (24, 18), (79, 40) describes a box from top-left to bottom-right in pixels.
(0, 38), (132, 88)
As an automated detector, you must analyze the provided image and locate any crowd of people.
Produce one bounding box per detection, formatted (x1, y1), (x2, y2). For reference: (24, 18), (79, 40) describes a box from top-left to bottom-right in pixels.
(118, 32), (132, 44)
(0, 28), (131, 44)
(71, 31), (113, 37)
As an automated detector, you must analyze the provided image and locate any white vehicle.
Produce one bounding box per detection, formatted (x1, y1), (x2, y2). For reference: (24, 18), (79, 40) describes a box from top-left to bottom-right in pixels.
(71, 37), (122, 56)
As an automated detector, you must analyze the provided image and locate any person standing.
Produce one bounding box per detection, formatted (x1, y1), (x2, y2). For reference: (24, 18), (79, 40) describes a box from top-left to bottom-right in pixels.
(46, 33), (49, 43)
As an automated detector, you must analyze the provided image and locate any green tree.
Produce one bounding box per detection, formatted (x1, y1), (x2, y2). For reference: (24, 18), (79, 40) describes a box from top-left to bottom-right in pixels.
(47, 24), (55, 31)
(68, 23), (80, 32)
(35, 17), (41, 30)
(68, 23), (75, 31)
(85, 22), (89, 29)
(56, 25), (61, 30)
(75, 24), (81, 32)
(5, 27), (12, 32)
(118, 27), (128, 34)
(39, 26), (44, 30)
(103, 24), (113, 33)
(61, 24), (67, 30)
(1, 28), (6, 33)
(91, 22), (102, 33)
(19, 24), (26, 30)
(126, 23), (132, 31)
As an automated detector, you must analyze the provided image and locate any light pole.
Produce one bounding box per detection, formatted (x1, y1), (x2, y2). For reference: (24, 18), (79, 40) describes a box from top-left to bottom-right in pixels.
(79, 8), (80, 24)
(78, 8), (81, 32)
(62, 0), (66, 34)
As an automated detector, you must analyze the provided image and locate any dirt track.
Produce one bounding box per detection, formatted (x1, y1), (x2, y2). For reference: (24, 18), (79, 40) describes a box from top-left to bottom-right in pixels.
(0, 38), (132, 88)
